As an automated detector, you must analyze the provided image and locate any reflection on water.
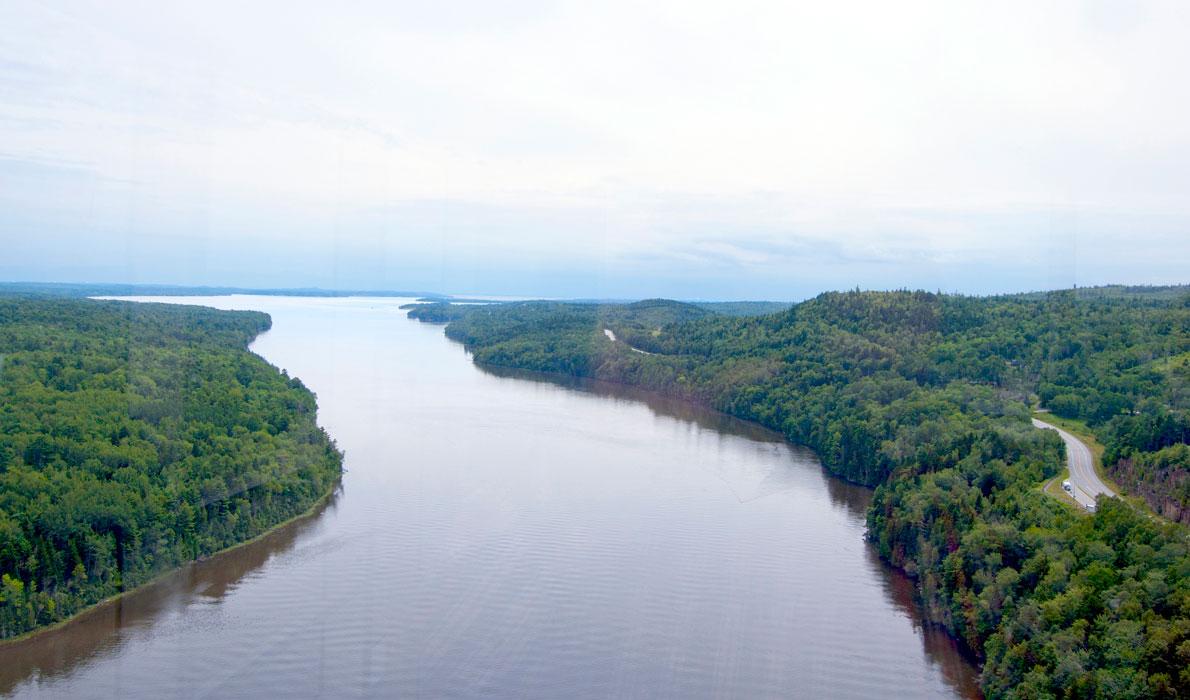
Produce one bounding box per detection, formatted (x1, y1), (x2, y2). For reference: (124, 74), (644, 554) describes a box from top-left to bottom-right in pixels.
(0, 489), (341, 695)
(874, 548), (985, 697)
(478, 363), (981, 695)
(1, 297), (981, 699)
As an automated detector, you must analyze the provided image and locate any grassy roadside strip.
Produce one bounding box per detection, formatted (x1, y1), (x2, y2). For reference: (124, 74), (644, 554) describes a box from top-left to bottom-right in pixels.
(1040, 470), (1087, 513)
(1031, 411), (1121, 491)
(1032, 410), (1188, 530)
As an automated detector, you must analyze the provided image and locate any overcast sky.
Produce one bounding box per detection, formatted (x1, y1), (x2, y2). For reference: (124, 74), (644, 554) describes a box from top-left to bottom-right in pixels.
(1, 1), (1187, 299)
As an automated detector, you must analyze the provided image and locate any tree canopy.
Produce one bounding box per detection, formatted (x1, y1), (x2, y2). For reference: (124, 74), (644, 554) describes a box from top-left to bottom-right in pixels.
(414, 286), (1190, 699)
(0, 297), (342, 639)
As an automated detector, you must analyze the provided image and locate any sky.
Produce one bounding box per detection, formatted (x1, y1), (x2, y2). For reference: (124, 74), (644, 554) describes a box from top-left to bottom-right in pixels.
(1, 0), (1187, 300)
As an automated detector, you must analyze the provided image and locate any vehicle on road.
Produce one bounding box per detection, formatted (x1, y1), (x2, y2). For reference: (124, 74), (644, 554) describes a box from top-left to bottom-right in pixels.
(1032, 417), (1116, 512)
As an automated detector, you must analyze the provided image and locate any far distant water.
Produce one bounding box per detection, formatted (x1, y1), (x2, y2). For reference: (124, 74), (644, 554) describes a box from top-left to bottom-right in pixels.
(1, 296), (980, 698)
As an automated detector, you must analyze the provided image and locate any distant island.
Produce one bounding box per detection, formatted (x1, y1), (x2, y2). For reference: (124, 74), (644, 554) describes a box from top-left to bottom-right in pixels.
(410, 285), (1190, 698)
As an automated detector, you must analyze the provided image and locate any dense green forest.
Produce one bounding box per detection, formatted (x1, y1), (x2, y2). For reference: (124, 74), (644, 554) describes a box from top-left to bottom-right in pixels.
(0, 297), (342, 639)
(411, 287), (1190, 699)
(404, 297), (791, 322)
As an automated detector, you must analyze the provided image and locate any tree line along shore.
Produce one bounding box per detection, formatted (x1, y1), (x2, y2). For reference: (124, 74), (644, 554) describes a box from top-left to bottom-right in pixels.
(410, 286), (1189, 699)
(0, 297), (343, 640)
(1, 285), (1184, 698)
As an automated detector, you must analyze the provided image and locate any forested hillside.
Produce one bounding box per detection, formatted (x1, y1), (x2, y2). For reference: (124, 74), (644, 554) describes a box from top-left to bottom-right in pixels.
(0, 297), (342, 639)
(412, 287), (1189, 699)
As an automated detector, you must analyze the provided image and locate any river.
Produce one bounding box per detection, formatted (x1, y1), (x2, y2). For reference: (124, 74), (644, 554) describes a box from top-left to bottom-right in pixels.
(0, 296), (980, 698)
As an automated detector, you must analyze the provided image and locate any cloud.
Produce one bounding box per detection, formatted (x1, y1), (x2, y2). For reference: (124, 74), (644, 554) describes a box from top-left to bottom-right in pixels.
(0, 0), (1187, 297)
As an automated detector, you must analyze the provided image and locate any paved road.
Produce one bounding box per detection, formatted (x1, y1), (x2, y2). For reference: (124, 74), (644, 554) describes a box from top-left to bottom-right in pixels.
(1033, 417), (1117, 510)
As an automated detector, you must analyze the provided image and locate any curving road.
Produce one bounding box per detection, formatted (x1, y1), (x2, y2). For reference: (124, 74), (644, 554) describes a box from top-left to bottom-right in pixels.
(1033, 417), (1116, 510)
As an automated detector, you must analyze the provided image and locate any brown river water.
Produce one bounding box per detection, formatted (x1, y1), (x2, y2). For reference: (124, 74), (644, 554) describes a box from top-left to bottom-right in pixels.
(0, 296), (980, 698)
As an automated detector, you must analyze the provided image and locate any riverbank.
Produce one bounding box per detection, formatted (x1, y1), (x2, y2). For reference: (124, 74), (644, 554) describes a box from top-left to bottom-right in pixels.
(0, 479), (342, 650)
(457, 355), (990, 672)
(4, 295), (984, 699)
(0, 298), (344, 641)
(410, 293), (1190, 698)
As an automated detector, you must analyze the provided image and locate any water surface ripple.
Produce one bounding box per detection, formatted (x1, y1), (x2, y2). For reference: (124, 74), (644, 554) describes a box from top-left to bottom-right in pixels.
(1, 296), (980, 698)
